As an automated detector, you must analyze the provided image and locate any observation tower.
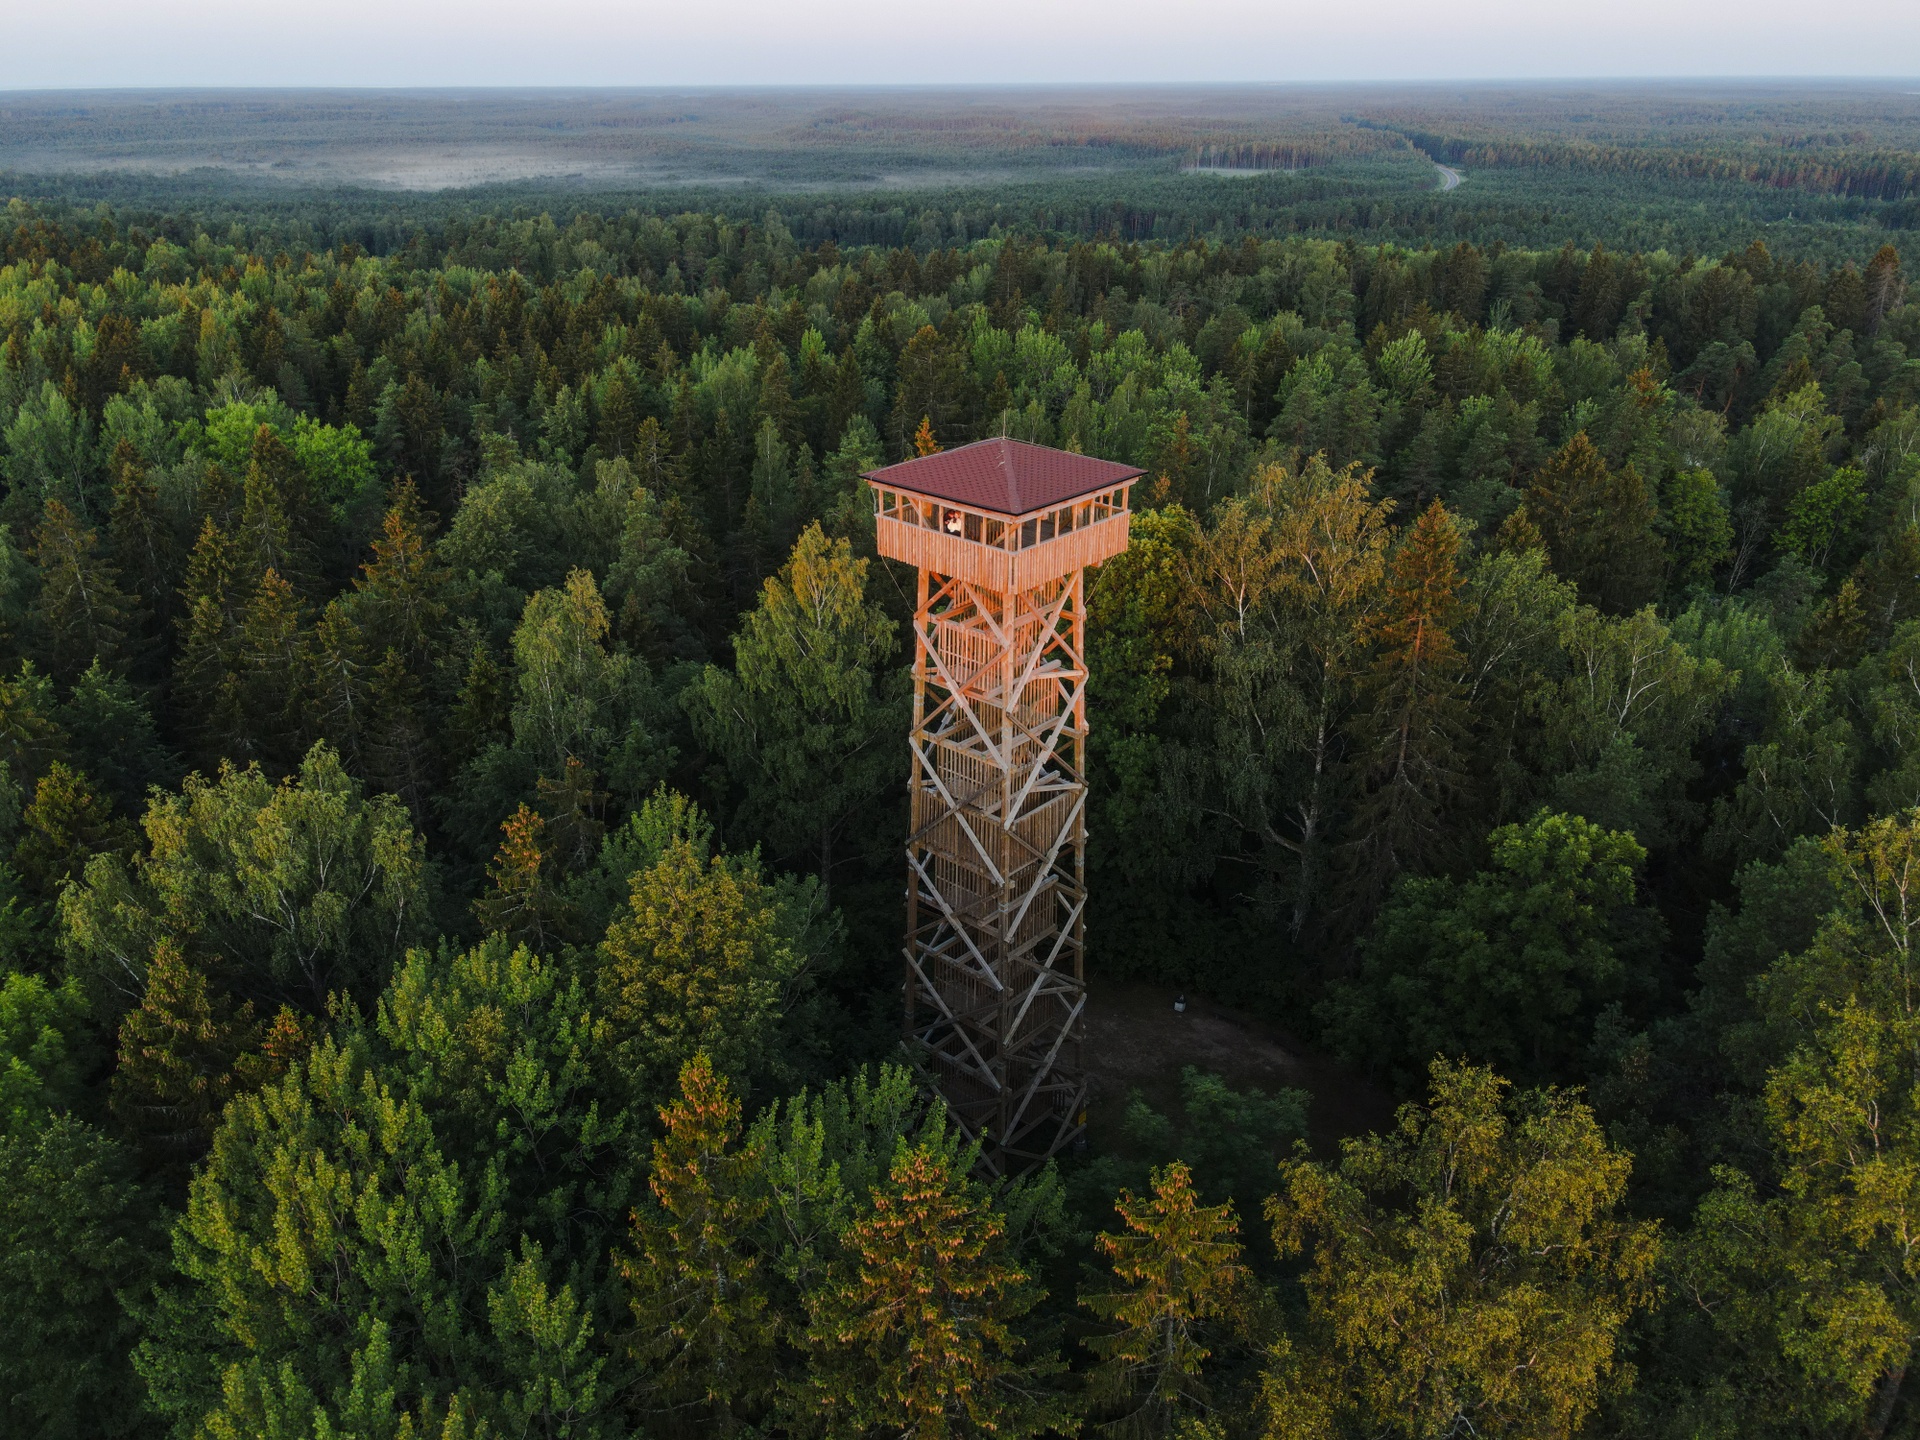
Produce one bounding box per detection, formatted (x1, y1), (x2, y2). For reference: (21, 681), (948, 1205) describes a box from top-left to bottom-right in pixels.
(866, 438), (1138, 1174)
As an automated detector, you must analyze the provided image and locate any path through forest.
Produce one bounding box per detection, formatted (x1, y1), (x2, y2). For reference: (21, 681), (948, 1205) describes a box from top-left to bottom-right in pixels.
(1435, 162), (1463, 190)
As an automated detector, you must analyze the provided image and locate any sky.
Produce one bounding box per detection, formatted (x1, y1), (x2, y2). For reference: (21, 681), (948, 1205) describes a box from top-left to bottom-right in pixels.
(4, 0), (1919, 88)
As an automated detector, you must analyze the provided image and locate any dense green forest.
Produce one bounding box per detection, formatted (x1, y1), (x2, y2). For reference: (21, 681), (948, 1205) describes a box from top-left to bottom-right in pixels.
(2, 184), (1920, 1440)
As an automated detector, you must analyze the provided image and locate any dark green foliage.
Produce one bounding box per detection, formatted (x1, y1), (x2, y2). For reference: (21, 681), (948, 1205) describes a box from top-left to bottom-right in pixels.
(0, 142), (1916, 1440)
(0, 1116), (163, 1440)
(1105, 1067), (1310, 1218)
(1326, 809), (1660, 1089)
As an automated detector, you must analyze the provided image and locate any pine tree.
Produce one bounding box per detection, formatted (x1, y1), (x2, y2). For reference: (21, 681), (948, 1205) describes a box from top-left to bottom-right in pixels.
(28, 497), (136, 684)
(619, 1053), (778, 1430)
(1081, 1162), (1250, 1440)
(1344, 500), (1470, 916)
(913, 414), (942, 457)
(801, 1133), (1066, 1440)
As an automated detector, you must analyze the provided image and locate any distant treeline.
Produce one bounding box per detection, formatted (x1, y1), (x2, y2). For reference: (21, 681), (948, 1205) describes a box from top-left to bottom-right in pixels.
(1372, 124), (1920, 202)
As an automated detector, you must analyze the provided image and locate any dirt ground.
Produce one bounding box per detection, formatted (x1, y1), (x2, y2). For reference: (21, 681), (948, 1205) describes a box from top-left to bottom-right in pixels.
(1079, 976), (1397, 1160)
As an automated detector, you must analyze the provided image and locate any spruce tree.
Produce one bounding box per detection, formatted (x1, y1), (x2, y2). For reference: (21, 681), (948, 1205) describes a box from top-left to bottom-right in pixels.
(1343, 500), (1470, 916)
(306, 598), (369, 771)
(174, 517), (247, 765)
(233, 424), (311, 592)
(619, 1053), (778, 1429)
(1081, 1161), (1250, 1439)
(683, 524), (902, 900)
(110, 939), (265, 1159)
(801, 1132), (1066, 1440)
(106, 439), (178, 632)
(352, 478), (448, 671)
(28, 498), (136, 684)
(473, 804), (561, 950)
(14, 761), (133, 897)
(1527, 432), (1664, 614)
(235, 568), (310, 769)
(362, 646), (435, 820)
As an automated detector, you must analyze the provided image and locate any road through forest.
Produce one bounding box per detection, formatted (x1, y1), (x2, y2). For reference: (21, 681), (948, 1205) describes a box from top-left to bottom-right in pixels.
(1435, 162), (1463, 190)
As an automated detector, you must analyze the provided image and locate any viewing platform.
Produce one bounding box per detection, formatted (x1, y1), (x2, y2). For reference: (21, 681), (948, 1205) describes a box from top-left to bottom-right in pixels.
(868, 436), (1137, 591)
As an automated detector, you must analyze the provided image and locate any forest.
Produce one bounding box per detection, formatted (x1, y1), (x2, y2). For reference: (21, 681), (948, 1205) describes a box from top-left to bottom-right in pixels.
(5, 83), (1919, 260)
(0, 164), (1918, 1440)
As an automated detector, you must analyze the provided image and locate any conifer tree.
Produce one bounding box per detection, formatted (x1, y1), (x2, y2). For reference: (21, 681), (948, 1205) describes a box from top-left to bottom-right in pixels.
(683, 524), (901, 899)
(827, 348), (867, 439)
(594, 831), (801, 1106)
(110, 939), (265, 1159)
(362, 646), (435, 819)
(174, 517), (247, 763)
(107, 439), (178, 631)
(29, 497), (136, 684)
(352, 478), (448, 670)
(447, 639), (511, 773)
(0, 661), (70, 797)
(913, 414), (942, 457)
(1081, 1161), (1250, 1439)
(801, 1133), (1066, 1440)
(606, 483), (700, 663)
(306, 598), (369, 770)
(535, 755), (606, 876)
(1527, 432), (1664, 614)
(234, 424), (310, 591)
(0, 1112), (159, 1440)
(473, 804), (561, 951)
(619, 1053), (778, 1429)
(14, 761), (133, 897)
(1344, 500), (1470, 915)
(235, 568), (310, 769)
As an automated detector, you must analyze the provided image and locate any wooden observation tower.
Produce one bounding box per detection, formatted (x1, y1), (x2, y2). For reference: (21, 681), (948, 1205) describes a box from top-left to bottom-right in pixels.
(866, 438), (1138, 1173)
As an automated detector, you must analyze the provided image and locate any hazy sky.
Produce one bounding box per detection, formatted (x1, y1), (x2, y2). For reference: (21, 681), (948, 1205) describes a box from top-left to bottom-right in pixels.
(6, 0), (1919, 88)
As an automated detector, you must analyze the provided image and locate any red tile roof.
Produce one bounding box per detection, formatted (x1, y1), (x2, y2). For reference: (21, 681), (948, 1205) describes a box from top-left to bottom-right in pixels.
(864, 438), (1141, 517)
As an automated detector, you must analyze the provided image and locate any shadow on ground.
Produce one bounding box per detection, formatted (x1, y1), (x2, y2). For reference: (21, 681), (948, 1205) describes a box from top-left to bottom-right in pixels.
(1080, 976), (1396, 1162)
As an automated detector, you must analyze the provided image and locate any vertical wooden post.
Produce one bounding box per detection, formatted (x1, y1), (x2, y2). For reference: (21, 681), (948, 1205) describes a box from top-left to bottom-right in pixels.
(905, 564), (929, 1043)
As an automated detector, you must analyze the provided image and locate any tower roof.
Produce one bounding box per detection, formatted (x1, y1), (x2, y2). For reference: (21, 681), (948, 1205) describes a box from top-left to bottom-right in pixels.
(864, 438), (1141, 517)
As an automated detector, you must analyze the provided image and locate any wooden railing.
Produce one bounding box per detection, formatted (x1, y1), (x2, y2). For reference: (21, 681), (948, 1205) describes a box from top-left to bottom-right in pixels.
(877, 510), (1131, 591)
